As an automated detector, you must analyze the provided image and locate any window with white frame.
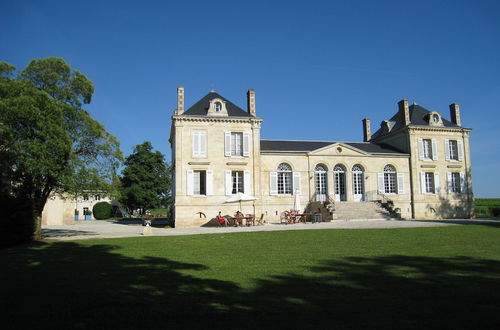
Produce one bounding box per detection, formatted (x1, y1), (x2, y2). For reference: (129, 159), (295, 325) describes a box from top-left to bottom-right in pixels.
(445, 139), (463, 161)
(192, 130), (207, 158)
(193, 170), (206, 195)
(214, 102), (222, 112)
(277, 163), (293, 195)
(383, 165), (397, 194)
(315, 164), (327, 200)
(424, 172), (434, 193)
(420, 171), (440, 194)
(231, 133), (243, 157)
(423, 139), (432, 159)
(225, 132), (249, 157)
(187, 169), (213, 196)
(448, 172), (465, 194)
(232, 171), (244, 194)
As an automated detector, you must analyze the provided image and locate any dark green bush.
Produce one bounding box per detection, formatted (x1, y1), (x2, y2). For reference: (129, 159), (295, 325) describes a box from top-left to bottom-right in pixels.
(491, 207), (500, 217)
(92, 202), (112, 220)
(1, 194), (36, 248)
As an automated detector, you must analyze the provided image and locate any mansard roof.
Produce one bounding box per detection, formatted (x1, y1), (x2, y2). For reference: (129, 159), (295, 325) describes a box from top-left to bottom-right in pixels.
(260, 140), (406, 155)
(371, 104), (459, 140)
(182, 91), (253, 117)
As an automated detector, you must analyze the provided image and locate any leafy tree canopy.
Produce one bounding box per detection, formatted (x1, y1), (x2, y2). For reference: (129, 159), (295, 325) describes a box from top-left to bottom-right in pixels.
(0, 57), (122, 240)
(120, 142), (170, 213)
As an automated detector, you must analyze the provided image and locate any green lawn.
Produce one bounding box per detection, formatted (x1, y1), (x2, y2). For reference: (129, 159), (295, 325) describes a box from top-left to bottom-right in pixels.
(2, 225), (500, 329)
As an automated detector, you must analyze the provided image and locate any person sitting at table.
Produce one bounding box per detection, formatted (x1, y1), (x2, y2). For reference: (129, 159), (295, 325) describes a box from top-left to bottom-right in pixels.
(216, 211), (229, 227)
(289, 210), (297, 223)
(234, 211), (244, 227)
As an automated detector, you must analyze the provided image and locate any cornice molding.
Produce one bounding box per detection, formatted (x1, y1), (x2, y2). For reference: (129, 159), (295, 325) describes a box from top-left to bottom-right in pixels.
(172, 116), (263, 125)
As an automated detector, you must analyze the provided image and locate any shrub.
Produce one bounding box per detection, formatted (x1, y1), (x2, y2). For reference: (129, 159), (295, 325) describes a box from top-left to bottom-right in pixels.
(92, 202), (112, 220)
(491, 207), (500, 217)
(1, 194), (36, 247)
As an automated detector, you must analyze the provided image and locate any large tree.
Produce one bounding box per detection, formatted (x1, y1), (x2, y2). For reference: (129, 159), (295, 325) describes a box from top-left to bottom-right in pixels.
(120, 142), (170, 214)
(0, 58), (122, 241)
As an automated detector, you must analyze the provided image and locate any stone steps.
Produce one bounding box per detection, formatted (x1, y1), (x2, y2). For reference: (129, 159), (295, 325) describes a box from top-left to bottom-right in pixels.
(333, 201), (395, 220)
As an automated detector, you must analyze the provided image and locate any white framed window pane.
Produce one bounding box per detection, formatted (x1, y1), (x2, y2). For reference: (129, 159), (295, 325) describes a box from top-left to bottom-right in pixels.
(425, 172), (434, 193)
(423, 139), (432, 159)
(449, 140), (459, 160)
(384, 173), (396, 194)
(232, 171), (244, 194)
(231, 133), (243, 156)
(193, 170), (206, 195)
(451, 172), (461, 193)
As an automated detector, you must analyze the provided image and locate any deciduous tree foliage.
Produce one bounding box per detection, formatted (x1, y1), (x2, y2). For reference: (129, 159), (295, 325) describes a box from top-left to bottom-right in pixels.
(0, 57), (122, 241)
(120, 142), (170, 213)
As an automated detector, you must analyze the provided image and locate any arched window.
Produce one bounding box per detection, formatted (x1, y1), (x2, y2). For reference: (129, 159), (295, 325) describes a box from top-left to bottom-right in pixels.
(383, 165), (397, 194)
(333, 164), (346, 201)
(277, 163), (292, 195)
(315, 164), (327, 200)
(352, 165), (364, 199)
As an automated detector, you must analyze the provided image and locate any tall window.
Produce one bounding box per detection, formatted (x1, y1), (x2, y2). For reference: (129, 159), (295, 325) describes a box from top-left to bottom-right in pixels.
(352, 165), (364, 195)
(449, 172), (461, 193)
(424, 172), (435, 193)
(315, 164), (327, 200)
(214, 102), (222, 112)
(232, 171), (244, 194)
(277, 163), (292, 195)
(448, 140), (459, 161)
(231, 133), (243, 157)
(423, 139), (432, 159)
(192, 131), (207, 158)
(384, 165), (397, 194)
(193, 170), (206, 195)
(334, 165), (346, 198)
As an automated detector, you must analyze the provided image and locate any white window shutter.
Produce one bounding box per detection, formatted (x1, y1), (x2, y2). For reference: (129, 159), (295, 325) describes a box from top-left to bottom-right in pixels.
(434, 172), (440, 194)
(397, 173), (405, 194)
(431, 139), (438, 160)
(420, 172), (426, 194)
(293, 172), (301, 195)
(377, 173), (385, 194)
(447, 172), (453, 193)
(418, 138), (424, 160)
(225, 170), (232, 195)
(457, 140), (464, 161)
(206, 170), (213, 195)
(460, 172), (466, 193)
(200, 131), (207, 157)
(192, 132), (199, 158)
(224, 131), (231, 157)
(444, 139), (450, 161)
(243, 132), (250, 157)
(187, 170), (194, 196)
(244, 170), (251, 194)
(269, 172), (278, 195)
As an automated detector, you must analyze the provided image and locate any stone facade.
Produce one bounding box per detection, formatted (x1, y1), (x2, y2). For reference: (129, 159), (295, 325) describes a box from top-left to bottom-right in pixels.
(42, 193), (112, 225)
(169, 87), (473, 228)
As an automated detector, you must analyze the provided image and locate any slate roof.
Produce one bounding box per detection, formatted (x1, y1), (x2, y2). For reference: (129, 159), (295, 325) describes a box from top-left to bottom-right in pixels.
(182, 91), (253, 117)
(260, 140), (407, 155)
(371, 104), (460, 140)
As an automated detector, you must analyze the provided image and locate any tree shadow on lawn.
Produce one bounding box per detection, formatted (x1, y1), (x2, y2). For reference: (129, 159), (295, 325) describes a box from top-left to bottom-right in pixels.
(2, 242), (500, 329)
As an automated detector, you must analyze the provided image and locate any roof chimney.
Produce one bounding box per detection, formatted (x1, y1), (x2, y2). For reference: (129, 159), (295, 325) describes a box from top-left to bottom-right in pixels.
(449, 103), (461, 126)
(362, 118), (371, 142)
(398, 99), (410, 126)
(176, 86), (184, 115)
(247, 89), (256, 116)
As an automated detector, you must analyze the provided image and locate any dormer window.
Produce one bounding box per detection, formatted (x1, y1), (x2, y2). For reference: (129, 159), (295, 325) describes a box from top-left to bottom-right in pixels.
(432, 114), (439, 123)
(214, 102), (222, 112)
(428, 111), (443, 126)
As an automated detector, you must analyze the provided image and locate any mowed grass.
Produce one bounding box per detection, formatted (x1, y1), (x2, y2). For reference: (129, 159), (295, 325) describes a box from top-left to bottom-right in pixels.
(2, 225), (500, 329)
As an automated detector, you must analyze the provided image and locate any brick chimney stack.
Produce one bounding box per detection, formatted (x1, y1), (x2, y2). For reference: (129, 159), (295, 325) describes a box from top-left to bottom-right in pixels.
(449, 103), (461, 126)
(176, 86), (184, 115)
(398, 99), (410, 126)
(247, 89), (256, 116)
(362, 118), (371, 142)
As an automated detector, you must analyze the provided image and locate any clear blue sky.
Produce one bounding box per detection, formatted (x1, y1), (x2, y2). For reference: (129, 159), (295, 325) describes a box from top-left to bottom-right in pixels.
(2, 0), (499, 197)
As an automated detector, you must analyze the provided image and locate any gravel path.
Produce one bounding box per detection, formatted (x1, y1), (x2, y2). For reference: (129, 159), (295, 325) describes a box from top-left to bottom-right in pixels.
(42, 218), (499, 241)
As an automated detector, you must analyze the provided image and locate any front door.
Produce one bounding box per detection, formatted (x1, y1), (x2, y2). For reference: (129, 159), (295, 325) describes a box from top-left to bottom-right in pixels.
(352, 165), (364, 201)
(334, 165), (346, 201)
(315, 165), (327, 202)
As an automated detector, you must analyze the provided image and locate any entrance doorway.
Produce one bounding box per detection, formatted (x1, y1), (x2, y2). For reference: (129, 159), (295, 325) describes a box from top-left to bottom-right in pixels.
(334, 164), (346, 201)
(352, 164), (365, 201)
(315, 164), (327, 202)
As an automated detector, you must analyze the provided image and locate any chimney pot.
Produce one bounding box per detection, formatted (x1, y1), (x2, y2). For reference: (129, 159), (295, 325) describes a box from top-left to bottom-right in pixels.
(449, 103), (461, 126)
(247, 89), (256, 116)
(362, 118), (371, 142)
(398, 99), (410, 126)
(176, 86), (184, 115)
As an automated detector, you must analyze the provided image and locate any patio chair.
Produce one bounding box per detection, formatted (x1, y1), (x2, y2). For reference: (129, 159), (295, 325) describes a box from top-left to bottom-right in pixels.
(256, 213), (265, 225)
(280, 211), (289, 224)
